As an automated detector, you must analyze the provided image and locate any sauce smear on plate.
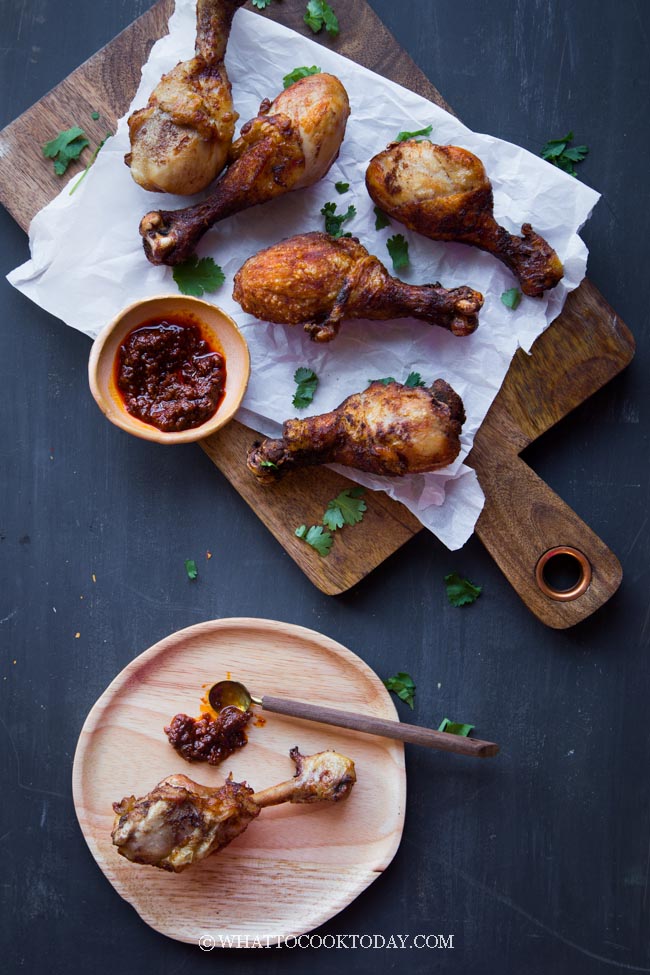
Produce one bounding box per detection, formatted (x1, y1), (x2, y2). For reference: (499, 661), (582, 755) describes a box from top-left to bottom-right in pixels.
(115, 314), (226, 432)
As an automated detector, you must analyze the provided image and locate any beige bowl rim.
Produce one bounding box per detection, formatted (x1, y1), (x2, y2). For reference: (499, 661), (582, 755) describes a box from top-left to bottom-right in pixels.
(88, 294), (250, 445)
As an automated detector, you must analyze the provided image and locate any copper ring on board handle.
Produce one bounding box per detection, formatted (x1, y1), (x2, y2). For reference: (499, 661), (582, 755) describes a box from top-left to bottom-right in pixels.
(535, 546), (593, 601)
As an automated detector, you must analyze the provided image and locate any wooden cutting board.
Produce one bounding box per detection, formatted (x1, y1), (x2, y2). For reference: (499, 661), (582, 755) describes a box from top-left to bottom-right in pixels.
(72, 618), (405, 944)
(0, 0), (634, 627)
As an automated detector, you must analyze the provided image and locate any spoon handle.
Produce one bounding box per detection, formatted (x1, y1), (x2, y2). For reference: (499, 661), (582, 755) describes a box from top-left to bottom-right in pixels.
(261, 695), (498, 758)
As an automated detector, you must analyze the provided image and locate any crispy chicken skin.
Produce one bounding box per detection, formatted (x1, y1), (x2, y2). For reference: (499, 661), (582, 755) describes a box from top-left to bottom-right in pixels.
(247, 379), (465, 484)
(111, 773), (260, 872)
(126, 0), (245, 195)
(233, 231), (483, 341)
(111, 748), (356, 873)
(140, 73), (350, 265)
(366, 141), (564, 297)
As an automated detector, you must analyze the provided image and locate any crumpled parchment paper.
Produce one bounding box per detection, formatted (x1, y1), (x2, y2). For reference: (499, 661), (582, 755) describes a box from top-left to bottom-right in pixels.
(7, 0), (600, 549)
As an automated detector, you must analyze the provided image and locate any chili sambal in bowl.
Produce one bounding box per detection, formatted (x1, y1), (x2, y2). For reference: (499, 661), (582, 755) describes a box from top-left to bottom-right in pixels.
(88, 295), (250, 444)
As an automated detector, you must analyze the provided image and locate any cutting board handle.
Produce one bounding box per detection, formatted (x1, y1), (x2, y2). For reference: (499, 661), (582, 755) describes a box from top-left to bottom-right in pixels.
(475, 454), (622, 628)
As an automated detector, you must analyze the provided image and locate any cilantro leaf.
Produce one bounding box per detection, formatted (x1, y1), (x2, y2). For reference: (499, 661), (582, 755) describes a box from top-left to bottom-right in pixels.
(563, 145), (589, 163)
(172, 256), (225, 297)
(438, 718), (474, 736)
(321, 201), (356, 237)
(444, 572), (482, 607)
(69, 131), (112, 195)
(251, 0), (273, 8)
(383, 672), (416, 710)
(386, 233), (409, 270)
(42, 126), (86, 158)
(304, 0), (339, 36)
(283, 65), (321, 88)
(368, 371), (426, 388)
(541, 131), (589, 177)
(295, 524), (333, 556)
(322, 507), (345, 531)
(90, 111), (100, 121)
(500, 287), (521, 310)
(395, 123), (433, 143)
(374, 206), (390, 231)
(541, 132), (573, 158)
(293, 367), (319, 409)
(42, 126), (90, 176)
(295, 486), (366, 558)
(260, 460), (278, 470)
(185, 559), (198, 581)
(322, 487), (366, 531)
(334, 181), (349, 193)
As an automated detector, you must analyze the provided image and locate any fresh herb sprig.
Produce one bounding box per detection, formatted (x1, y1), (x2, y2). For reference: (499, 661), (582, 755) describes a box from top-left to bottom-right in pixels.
(295, 524), (333, 556)
(383, 672), (416, 710)
(172, 257), (225, 297)
(42, 126), (90, 176)
(304, 0), (339, 36)
(334, 181), (349, 194)
(383, 670), (475, 731)
(295, 487), (367, 557)
(540, 131), (589, 177)
(374, 206), (390, 231)
(500, 287), (521, 310)
(386, 233), (409, 270)
(322, 488), (367, 531)
(292, 367), (319, 409)
(321, 201), (356, 238)
(395, 123), (432, 143)
(438, 718), (474, 736)
(444, 572), (482, 607)
(367, 371), (425, 388)
(283, 65), (321, 88)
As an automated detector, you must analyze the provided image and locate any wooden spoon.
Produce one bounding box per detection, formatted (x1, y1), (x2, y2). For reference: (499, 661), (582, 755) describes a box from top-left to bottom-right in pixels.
(209, 680), (498, 759)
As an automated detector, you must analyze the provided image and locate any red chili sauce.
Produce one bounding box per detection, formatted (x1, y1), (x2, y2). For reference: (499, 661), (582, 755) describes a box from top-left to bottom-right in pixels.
(115, 314), (226, 432)
(164, 707), (252, 766)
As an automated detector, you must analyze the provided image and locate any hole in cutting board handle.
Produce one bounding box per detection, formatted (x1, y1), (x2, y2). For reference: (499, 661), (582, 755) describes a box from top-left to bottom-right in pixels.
(535, 547), (592, 601)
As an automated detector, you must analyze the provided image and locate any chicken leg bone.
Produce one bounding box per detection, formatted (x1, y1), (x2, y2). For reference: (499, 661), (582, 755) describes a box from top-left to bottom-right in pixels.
(140, 73), (350, 265)
(126, 0), (246, 195)
(366, 141), (564, 297)
(233, 232), (483, 340)
(252, 747), (356, 806)
(247, 379), (466, 484)
(111, 748), (356, 872)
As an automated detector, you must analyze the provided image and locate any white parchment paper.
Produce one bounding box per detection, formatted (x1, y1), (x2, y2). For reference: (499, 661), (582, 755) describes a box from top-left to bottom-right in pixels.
(7, 1), (600, 549)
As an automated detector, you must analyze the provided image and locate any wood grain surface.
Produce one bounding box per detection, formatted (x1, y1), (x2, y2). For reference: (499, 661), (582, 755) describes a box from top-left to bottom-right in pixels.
(72, 618), (406, 945)
(0, 0), (634, 625)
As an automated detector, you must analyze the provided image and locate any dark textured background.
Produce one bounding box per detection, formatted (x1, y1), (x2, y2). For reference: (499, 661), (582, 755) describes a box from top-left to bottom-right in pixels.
(1, 1), (648, 972)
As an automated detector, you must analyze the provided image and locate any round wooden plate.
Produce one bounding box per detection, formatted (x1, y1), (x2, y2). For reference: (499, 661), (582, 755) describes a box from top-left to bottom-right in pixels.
(72, 618), (406, 946)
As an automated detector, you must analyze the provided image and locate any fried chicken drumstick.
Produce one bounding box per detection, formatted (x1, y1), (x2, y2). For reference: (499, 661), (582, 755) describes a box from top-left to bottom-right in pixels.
(366, 141), (564, 297)
(233, 231), (483, 341)
(126, 0), (245, 195)
(247, 379), (465, 484)
(140, 73), (350, 265)
(111, 748), (356, 872)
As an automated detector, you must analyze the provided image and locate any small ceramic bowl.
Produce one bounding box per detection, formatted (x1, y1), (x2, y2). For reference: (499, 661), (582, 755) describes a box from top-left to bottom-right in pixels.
(88, 295), (250, 444)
